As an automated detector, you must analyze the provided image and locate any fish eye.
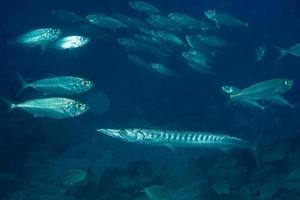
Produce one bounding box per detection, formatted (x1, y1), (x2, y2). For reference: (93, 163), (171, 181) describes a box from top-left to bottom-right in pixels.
(76, 103), (85, 110)
(120, 130), (127, 137)
(82, 80), (90, 86)
(284, 80), (292, 86)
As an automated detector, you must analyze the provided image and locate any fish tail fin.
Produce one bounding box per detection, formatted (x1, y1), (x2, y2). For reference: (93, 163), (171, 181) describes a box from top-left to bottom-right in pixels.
(290, 102), (300, 116)
(251, 131), (263, 168)
(16, 72), (29, 96)
(274, 46), (288, 63)
(0, 98), (16, 113)
(252, 144), (260, 168)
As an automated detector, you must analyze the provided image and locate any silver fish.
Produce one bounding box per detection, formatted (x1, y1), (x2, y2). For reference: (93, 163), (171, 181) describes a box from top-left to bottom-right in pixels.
(222, 85), (293, 109)
(117, 37), (169, 57)
(10, 28), (62, 48)
(222, 85), (265, 110)
(168, 13), (213, 31)
(150, 63), (175, 76)
(51, 10), (87, 24)
(97, 129), (255, 150)
(127, 54), (150, 69)
(204, 9), (248, 28)
(275, 42), (300, 62)
(144, 30), (184, 47)
(187, 34), (229, 48)
(146, 14), (181, 32)
(17, 74), (94, 96)
(230, 79), (294, 102)
(133, 33), (172, 53)
(129, 1), (160, 15)
(254, 45), (266, 62)
(182, 50), (214, 74)
(111, 13), (149, 31)
(86, 13), (128, 30)
(50, 36), (90, 50)
(186, 35), (217, 56)
(4, 98), (89, 119)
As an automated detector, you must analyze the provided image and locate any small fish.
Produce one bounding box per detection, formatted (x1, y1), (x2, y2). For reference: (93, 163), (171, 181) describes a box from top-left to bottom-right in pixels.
(168, 13), (213, 31)
(86, 13), (128, 30)
(117, 37), (169, 57)
(97, 129), (255, 151)
(182, 50), (214, 74)
(148, 30), (185, 47)
(51, 10), (87, 24)
(204, 9), (248, 28)
(127, 54), (151, 70)
(16, 74), (94, 96)
(50, 36), (90, 50)
(222, 85), (265, 110)
(112, 13), (149, 31)
(254, 45), (266, 62)
(186, 35), (218, 56)
(134, 33), (173, 54)
(222, 85), (294, 110)
(10, 28), (62, 48)
(275, 42), (300, 62)
(62, 168), (89, 186)
(146, 15), (181, 32)
(230, 79), (294, 102)
(129, 1), (160, 15)
(150, 63), (175, 76)
(187, 34), (229, 48)
(3, 97), (89, 119)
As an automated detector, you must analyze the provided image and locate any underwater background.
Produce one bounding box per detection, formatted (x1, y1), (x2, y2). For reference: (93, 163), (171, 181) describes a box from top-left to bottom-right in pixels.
(1, 0), (300, 199)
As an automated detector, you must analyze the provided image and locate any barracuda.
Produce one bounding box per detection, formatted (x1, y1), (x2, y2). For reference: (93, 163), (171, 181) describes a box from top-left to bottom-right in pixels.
(96, 128), (255, 150)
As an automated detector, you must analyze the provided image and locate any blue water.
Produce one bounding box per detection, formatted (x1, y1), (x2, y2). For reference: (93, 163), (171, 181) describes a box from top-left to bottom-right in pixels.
(1, 0), (300, 199)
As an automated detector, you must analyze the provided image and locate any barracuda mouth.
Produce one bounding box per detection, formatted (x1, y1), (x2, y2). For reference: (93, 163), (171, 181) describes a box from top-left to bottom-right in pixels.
(97, 129), (120, 138)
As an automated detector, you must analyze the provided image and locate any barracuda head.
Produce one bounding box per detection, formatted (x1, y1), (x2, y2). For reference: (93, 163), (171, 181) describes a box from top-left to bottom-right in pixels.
(97, 129), (144, 142)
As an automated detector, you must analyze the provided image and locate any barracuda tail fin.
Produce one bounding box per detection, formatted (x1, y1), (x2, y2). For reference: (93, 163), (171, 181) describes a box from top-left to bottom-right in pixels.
(16, 72), (30, 97)
(274, 46), (288, 63)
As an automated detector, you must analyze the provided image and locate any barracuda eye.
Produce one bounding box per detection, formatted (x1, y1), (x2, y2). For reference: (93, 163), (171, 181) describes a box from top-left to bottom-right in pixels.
(119, 130), (127, 137)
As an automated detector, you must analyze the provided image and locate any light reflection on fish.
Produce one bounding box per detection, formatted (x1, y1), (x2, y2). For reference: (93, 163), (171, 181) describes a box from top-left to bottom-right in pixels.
(10, 28), (62, 48)
(50, 36), (90, 50)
